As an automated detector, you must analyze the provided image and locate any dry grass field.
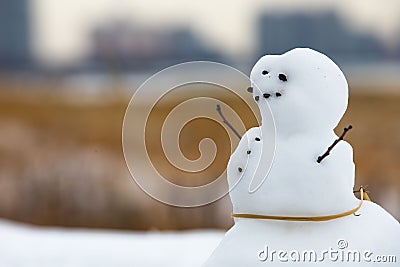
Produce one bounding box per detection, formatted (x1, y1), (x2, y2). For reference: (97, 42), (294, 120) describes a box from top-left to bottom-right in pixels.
(0, 83), (399, 230)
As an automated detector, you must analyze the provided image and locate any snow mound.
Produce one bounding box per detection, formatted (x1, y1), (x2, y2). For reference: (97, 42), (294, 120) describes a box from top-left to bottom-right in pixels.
(0, 219), (224, 267)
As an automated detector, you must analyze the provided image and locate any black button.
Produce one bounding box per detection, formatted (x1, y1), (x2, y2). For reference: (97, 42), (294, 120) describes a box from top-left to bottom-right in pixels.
(279, 73), (287, 82)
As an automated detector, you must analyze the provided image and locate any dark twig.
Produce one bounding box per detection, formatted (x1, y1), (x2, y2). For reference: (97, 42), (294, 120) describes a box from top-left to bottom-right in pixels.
(216, 104), (242, 139)
(317, 125), (353, 163)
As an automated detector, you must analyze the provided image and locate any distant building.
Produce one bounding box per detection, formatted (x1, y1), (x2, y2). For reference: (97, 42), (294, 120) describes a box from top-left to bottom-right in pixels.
(257, 12), (387, 63)
(86, 21), (224, 71)
(0, 0), (31, 69)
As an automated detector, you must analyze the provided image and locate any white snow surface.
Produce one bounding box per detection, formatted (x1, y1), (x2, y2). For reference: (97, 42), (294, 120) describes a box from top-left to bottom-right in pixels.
(205, 48), (400, 266)
(228, 48), (358, 216)
(0, 219), (224, 267)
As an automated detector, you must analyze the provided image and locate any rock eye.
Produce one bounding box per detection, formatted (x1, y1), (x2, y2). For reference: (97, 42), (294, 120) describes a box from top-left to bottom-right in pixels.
(278, 73), (287, 82)
(262, 70), (269, 75)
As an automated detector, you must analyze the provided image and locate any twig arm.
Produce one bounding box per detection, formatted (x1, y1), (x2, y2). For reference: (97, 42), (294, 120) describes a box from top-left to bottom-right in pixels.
(216, 104), (242, 139)
(317, 125), (353, 163)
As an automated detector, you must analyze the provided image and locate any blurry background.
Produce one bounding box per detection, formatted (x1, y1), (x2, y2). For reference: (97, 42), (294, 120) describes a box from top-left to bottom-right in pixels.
(0, 0), (399, 234)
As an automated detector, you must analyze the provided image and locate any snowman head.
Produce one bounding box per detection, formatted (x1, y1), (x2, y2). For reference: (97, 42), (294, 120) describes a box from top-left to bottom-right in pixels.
(250, 48), (348, 135)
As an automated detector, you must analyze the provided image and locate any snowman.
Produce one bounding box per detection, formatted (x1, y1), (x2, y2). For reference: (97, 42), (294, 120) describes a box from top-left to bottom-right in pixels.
(204, 48), (400, 266)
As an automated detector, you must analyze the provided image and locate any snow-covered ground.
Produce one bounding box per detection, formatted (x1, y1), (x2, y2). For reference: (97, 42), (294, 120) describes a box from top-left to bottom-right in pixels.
(0, 219), (224, 267)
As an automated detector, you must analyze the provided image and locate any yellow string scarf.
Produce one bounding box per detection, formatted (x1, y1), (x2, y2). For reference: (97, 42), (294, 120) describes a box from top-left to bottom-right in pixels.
(232, 187), (370, 222)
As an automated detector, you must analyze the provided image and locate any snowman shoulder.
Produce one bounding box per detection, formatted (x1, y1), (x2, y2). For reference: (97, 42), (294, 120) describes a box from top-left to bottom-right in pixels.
(242, 127), (262, 140)
(228, 127), (261, 166)
(202, 225), (247, 267)
(331, 140), (354, 161)
(236, 127), (262, 150)
(359, 200), (400, 230)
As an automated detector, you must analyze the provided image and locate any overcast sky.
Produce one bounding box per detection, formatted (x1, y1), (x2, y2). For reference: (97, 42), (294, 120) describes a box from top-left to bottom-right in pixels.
(31, 0), (400, 65)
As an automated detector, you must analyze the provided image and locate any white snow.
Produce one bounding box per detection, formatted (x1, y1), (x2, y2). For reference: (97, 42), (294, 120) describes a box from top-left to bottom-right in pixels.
(204, 48), (400, 266)
(0, 219), (224, 267)
(228, 48), (358, 216)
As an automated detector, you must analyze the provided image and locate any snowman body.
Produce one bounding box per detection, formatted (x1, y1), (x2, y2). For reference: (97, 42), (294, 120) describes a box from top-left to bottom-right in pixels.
(203, 48), (400, 266)
(204, 202), (400, 266)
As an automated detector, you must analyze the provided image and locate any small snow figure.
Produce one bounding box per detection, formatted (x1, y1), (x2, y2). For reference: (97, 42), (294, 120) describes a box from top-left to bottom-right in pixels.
(204, 48), (400, 267)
